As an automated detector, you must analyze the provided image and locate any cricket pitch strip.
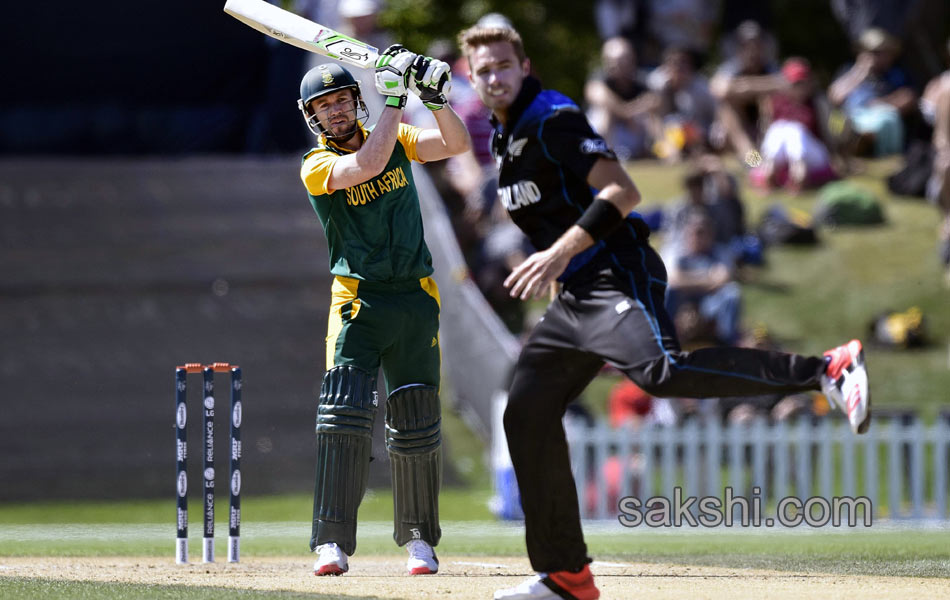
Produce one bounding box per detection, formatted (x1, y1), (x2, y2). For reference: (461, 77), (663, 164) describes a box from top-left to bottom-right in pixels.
(0, 556), (944, 599)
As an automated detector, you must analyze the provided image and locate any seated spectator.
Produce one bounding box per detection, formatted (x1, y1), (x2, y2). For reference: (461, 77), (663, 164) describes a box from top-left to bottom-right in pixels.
(697, 155), (747, 246)
(710, 20), (783, 164)
(647, 47), (717, 162)
(753, 58), (838, 191)
(585, 37), (657, 159)
(828, 28), (917, 157)
(662, 158), (746, 264)
(607, 379), (677, 429)
(921, 43), (950, 285)
(666, 211), (744, 345)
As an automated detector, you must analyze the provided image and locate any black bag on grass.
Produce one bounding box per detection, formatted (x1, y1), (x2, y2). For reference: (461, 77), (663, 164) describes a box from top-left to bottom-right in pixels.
(756, 204), (818, 246)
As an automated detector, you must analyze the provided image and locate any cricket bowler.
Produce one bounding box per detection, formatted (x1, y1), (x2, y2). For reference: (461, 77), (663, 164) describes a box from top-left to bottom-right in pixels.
(458, 24), (870, 600)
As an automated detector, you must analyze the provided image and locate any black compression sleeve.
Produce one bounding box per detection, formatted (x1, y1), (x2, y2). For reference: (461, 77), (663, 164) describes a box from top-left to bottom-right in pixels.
(575, 198), (624, 241)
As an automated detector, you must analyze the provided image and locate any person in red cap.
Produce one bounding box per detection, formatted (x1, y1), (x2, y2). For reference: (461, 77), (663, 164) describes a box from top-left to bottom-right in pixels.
(754, 57), (838, 191)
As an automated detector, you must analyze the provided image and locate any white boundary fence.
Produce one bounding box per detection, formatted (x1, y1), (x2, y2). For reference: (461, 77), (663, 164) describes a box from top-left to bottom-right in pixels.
(565, 416), (950, 522)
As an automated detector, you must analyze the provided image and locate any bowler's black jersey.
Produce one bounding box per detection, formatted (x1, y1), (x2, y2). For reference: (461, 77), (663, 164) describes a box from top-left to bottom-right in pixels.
(490, 77), (650, 283)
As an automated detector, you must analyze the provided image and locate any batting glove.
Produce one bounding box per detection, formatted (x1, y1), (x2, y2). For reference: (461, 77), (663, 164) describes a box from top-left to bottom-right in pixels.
(375, 44), (416, 109)
(409, 55), (452, 110)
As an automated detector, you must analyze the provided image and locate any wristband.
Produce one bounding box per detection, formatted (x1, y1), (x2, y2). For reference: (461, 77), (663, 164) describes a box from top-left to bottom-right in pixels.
(575, 198), (624, 242)
(385, 95), (407, 109)
(423, 95), (447, 111)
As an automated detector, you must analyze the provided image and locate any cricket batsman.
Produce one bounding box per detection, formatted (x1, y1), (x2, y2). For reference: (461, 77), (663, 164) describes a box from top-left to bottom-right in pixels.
(297, 44), (470, 576)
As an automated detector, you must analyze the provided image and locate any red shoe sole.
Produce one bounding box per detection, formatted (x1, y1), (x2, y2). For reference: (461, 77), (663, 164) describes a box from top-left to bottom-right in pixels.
(409, 566), (438, 575)
(314, 565), (346, 576)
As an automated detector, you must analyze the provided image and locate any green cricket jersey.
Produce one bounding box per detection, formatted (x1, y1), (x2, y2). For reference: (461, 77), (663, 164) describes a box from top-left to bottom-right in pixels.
(300, 123), (434, 283)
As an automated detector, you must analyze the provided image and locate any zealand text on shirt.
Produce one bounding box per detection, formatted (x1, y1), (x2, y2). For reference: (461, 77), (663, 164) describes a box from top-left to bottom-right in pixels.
(498, 179), (542, 211)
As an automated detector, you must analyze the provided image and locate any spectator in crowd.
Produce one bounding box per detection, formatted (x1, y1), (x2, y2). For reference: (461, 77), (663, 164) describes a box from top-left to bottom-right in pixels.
(647, 46), (718, 162)
(584, 37), (656, 160)
(662, 158), (746, 265)
(607, 379), (678, 429)
(829, 0), (948, 90)
(640, 0), (719, 68)
(753, 57), (839, 191)
(665, 211), (744, 346)
(921, 42), (950, 285)
(710, 20), (782, 164)
(829, 27), (917, 157)
(661, 169), (709, 265)
(593, 0), (645, 52)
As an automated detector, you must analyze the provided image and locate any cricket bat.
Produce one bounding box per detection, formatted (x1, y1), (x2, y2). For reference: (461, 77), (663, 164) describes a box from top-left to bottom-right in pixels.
(223, 0), (378, 70)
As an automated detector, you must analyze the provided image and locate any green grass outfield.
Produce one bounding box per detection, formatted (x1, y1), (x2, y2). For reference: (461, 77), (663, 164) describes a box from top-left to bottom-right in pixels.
(630, 157), (950, 418)
(0, 579), (329, 600)
(526, 158), (950, 422)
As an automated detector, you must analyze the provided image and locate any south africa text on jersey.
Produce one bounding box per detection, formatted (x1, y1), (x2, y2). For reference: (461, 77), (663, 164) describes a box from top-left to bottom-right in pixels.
(345, 165), (410, 206)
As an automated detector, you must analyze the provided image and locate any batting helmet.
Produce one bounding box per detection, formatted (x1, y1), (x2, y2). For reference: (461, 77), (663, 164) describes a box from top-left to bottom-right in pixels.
(297, 63), (368, 138)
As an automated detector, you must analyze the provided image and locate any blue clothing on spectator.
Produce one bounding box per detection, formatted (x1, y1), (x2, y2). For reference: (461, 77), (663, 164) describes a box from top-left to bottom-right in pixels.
(840, 65), (910, 114)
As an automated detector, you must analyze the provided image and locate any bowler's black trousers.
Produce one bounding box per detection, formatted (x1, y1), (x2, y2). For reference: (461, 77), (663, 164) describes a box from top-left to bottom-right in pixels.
(504, 243), (825, 573)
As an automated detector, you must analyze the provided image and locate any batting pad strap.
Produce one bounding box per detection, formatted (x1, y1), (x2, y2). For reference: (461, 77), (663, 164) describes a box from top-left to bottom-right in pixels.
(317, 405), (375, 434)
(385, 420), (441, 454)
(385, 386), (441, 454)
(316, 365), (377, 435)
(575, 198), (624, 242)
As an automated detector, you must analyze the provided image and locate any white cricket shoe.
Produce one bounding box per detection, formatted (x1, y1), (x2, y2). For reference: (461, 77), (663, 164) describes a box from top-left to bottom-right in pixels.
(406, 539), (439, 574)
(494, 566), (600, 600)
(821, 339), (871, 434)
(313, 542), (348, 576)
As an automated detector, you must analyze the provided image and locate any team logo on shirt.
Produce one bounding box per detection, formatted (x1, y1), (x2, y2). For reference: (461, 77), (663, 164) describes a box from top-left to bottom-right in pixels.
(507, 138), (528, 159)
(498, 179), (542, 211)
(579, 138), (609, 155)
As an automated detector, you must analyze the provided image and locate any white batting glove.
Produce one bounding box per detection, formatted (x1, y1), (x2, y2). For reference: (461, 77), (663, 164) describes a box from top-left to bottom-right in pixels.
(409, 55), (452, 110)
(375, 44), (416, 109)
